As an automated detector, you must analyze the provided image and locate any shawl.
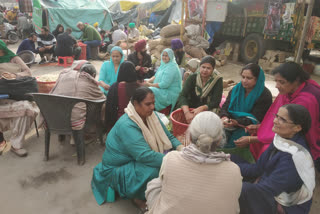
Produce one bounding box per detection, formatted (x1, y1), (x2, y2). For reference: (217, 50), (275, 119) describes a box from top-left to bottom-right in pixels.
(195, 69), (222, 99)
(0, 40), (16, 63)
(181, 143), (230, 164)
(253, 79), (320, 160)
(156, 48), (179, 74)
(124, 102), (172, 153)
(0, 99), (39, 119)
(273, 134), (315, 206)
(98, 46), (124, 94)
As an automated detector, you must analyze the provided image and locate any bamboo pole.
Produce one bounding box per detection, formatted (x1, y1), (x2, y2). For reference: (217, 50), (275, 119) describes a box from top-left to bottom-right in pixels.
(295, 0), (315, 63)
(202, 0), (208, 36)
(180, 0), (185, 41)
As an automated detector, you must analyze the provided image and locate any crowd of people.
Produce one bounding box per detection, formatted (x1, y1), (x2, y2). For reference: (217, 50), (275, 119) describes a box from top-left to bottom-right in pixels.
(0, 20), (320, 214)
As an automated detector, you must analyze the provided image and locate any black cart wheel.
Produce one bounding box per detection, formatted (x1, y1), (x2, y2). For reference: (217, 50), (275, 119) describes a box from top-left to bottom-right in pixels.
(240, 33), (265, 64)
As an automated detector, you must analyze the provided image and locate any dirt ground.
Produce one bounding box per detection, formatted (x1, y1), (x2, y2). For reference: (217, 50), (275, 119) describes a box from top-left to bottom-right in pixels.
(0, 42), (319, 214)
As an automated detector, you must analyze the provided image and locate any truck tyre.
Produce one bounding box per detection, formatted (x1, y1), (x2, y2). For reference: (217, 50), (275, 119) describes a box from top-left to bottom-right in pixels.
(240, 33), (265, 64)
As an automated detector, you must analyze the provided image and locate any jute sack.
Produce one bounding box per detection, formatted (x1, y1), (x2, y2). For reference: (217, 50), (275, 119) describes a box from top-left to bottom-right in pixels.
(148, 38), (161, 50)
(160, 34), (189, 46)
(185, 45), (207, 59)
(160, 24), (181, 38)
(150, 49), (161, 59)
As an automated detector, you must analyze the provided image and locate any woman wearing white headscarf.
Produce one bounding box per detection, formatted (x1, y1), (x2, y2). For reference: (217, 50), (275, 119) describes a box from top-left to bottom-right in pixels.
(145, 111), (242, 214)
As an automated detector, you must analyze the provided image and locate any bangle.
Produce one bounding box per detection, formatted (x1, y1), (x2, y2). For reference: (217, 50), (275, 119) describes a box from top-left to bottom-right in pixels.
(249, 136), (251, 143)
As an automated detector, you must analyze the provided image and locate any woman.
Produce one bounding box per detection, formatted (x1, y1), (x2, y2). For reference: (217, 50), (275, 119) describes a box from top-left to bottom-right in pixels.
(146, 111), (242, 214)
(52, 24), (64, 38)
(147, 48), (182, 112)
(0, 40), (38, 157)
(105, 61), (140, 129)
(234, 62), (320, 171)
(219, 64), (272, 161)
(98, 46), (124, 95)
(236, 104), (315, 214)
(177, 56), (223, 124)
(91, 87), (183, 208)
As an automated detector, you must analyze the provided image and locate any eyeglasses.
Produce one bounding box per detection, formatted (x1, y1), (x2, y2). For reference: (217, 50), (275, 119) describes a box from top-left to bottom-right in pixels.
(273, 113), (294, 124)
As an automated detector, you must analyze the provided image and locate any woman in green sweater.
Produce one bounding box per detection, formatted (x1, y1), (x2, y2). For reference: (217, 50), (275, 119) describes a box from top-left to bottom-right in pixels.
(177, 56), (223, 124)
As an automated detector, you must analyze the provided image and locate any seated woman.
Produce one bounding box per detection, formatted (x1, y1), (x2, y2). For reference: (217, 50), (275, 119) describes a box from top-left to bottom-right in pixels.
(235, 104), (315, 214)
(234, 62), (320, 171)
(146, 111), (242, 214)
(147, 48), (182, 112)
(52, 24), (64, 38)
(98, 46), (124, 95)
(0, 40), (38, 157)
(219, 63), (272, 162)
(91, 87), (183, 208)
(105, 61), (140, 129)
(176, 56), (223, 124)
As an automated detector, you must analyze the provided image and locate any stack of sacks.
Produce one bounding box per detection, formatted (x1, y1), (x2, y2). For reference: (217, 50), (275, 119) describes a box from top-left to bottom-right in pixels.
(184, 24), (209, 59)
(149, 24), (189, 61)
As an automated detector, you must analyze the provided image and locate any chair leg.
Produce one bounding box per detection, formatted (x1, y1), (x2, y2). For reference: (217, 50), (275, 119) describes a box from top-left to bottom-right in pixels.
(44, 129), (50, 161)
(72, 130), (85, 165)
(34, 120), (39, 137)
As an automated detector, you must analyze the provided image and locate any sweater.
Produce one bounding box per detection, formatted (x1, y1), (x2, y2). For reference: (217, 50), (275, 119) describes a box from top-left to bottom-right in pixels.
(81, 24), (101, 42)
(177, 72), (223, 110)
(16, 39), (38, 54)
(147, 151), (242, 214)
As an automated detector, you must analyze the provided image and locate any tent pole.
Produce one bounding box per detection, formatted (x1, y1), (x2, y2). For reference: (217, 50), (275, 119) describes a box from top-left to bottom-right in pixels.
(295, 0), (315, 63)
(180, 0), (185, 41)
(202, 0), (208, 36)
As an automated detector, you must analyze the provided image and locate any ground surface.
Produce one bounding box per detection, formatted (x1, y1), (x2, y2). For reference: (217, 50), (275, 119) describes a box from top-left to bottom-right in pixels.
(0, 42), (319, 214)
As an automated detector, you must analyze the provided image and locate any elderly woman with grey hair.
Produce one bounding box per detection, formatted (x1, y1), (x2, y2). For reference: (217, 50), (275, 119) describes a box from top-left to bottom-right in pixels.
(145, 111), (242, 214)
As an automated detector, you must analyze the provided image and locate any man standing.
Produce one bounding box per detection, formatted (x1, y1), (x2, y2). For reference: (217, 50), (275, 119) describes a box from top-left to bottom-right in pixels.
(127, 39), (154, 81)
(111, 24), (127, 45)
(37, 26), (56, 64)
(55, 28), (81, 60)
(16, 33), (38, 54)
(76, 22), (101, 60)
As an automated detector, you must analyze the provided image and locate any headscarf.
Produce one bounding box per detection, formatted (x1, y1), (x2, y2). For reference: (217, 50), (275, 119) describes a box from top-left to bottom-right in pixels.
(228, 67), (265, 122)
(110, 46), (125, 67)
(129, 23), (135, 28)
(171, 38), (184, 50)
(160, 48), (177, 66)
(0, 40), (16, 63)
(117, 61), (138, 82)
(225, 67), (265, 147)
(134, 40), (147, 52)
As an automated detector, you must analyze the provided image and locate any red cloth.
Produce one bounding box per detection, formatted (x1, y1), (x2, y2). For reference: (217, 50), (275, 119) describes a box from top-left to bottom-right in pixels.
(134, 40), (146, 52)
(117, 82), (130, 119)
(252, 80), (320, 160)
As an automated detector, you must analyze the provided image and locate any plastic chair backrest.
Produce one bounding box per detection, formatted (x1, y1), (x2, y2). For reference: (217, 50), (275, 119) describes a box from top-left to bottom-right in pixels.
(31, 93), (105, 134)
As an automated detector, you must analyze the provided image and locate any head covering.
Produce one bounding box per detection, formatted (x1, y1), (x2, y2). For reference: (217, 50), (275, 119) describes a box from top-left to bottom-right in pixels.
(187, 58), (200, 71)
(226, 67), (265, 147)
(160, 48), (176, 65)
(134, 40), (147, 52)
(93, 22), (98, 28)
(171, 39), (184, 50)
(119, 24), (124, 30)
(200, 55), (216, 68)
(0, 39), (16, 63)
(129, 23), (135, 28)
(117, 61), (138, 83)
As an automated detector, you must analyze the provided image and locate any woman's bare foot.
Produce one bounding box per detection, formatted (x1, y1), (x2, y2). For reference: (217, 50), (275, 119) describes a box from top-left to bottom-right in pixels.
(133, 198), (147, 211)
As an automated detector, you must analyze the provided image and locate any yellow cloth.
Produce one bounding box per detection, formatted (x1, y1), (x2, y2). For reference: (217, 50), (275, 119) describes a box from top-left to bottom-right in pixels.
(124, 102), (172, 153)
(6, 11), (17, 22)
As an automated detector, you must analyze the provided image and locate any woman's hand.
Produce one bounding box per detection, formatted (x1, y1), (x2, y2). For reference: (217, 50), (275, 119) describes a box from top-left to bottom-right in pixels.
(234, 136), (250, 148)
(245, 124), (260, 135)
(98, 81), (110, 91)
(135, 65), (141, 71)
(191, 105), (208, 116)
(185, 111), (195, 124)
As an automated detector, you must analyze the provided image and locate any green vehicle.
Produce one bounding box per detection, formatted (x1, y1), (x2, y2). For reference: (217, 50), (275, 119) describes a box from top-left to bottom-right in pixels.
(213, 0), (320, 63)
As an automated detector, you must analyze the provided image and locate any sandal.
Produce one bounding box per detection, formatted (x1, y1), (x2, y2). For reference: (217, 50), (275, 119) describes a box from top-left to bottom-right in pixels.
(11, 147), (28, 157)
(132, 199), (148, 213)
(0, 141), (7, 155)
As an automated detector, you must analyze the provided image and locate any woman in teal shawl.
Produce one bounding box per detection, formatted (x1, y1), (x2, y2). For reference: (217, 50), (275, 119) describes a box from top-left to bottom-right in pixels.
(219, 63), (272, 162)
(98, 46), (124, 95)
(147, 48), (182, 112)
